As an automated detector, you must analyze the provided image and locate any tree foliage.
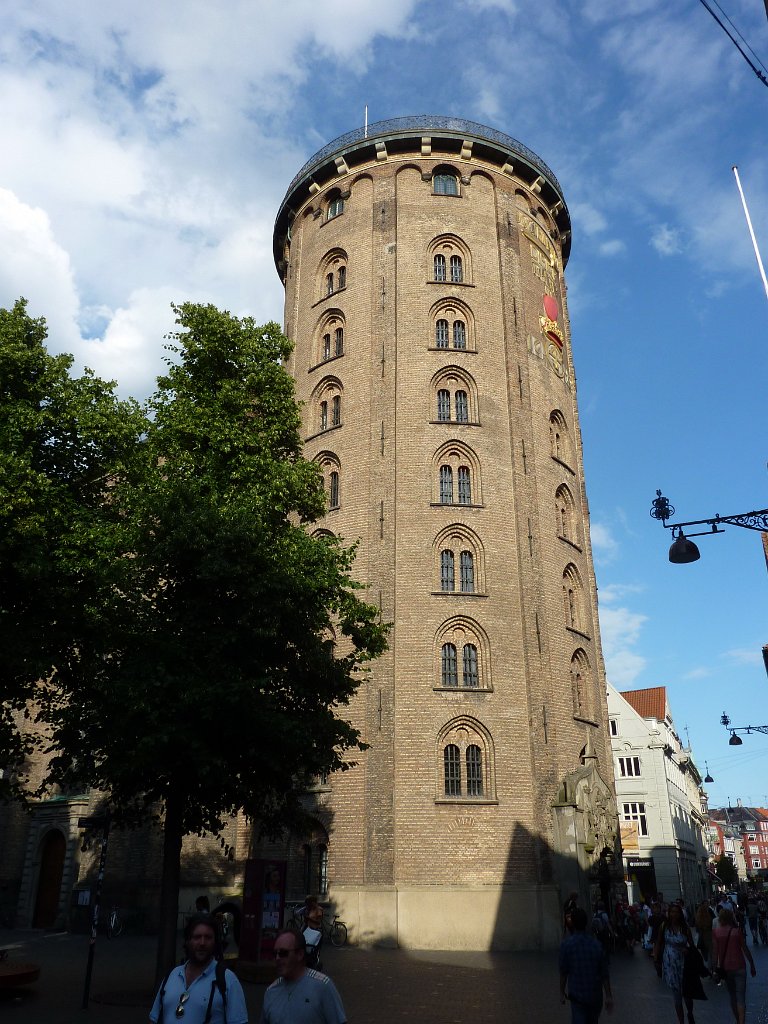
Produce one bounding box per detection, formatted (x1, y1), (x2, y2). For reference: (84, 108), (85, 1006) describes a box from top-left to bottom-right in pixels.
(714, 853), (738, 888)
(1, 300), (387, 972)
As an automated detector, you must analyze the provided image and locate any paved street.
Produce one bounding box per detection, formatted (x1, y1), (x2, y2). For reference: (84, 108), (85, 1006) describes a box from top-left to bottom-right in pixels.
(1, 927), (767, 1023)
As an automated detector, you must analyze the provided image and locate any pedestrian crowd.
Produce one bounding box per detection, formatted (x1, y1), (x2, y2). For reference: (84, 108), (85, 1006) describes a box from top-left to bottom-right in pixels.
(559, 889), (764, 1024)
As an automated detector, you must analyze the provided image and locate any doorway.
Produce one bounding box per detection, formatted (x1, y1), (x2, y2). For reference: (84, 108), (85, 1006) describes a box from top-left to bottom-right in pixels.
(32, 829), (66, 928)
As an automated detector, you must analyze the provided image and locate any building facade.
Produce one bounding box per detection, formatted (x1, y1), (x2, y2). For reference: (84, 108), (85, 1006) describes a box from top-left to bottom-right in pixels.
(709, 804), (768, 887)
(268, 116), (619, 949)
(607, 684), (709, 907)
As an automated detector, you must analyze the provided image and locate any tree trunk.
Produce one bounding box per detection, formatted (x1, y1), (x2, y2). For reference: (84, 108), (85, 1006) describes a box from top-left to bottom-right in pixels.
(155, 789), (184, 986)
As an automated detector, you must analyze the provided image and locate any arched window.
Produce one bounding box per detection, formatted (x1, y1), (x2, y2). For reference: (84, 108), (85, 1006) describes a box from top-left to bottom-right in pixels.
(550, 410), (572, 468)
(317, 844), (328, 895)
(325, 272), (334, 296)
(455, 390), (468, 423)
(436, 716), (495, 801)
(337, 266), (346, 290)
(434, 173), (459, 196)
(570, 649), (590, 718)
(437, 389), (451, 422)
(462, 643), (478, 687)
(563, 564), (584, 633)
(329, 471), (340, 509)
(436, 319), (449, 348)
(450, 255), (463, 283)
(318, 249), (348, 302)
(428, 235), (472, 287)
(319, 401), (328, 431)
(453, 320), (466, 349)
(444, 744), (461, 795)
(316, 311), (345, 366)
(440, 550), (455, 592)
(466, 745), (483, 796)
(331, 395), (341, 427)
(434, 254), (447, 282)
(327, 195), (344, 220)
(459, 551), (474, 593)
(439, 465), (453, 504)
(457, 466), (471, 505)
(323, 334), (331, 360)
(556, 484), (576, 543)
(334, 327), (344, 356)
(441, 643), (458, 686)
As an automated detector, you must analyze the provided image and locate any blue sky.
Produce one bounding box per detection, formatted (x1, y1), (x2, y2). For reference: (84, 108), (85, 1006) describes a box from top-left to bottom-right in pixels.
(1, 0), (766, 810)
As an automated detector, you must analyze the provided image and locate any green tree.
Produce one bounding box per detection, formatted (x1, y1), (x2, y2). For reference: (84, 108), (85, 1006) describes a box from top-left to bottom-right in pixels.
(714, 853), (738, 888)
(0, 299), (147, 798)
(29, 302), (386, 978)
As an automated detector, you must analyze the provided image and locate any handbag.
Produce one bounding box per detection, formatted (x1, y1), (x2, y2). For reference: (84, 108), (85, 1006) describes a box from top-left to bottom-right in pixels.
(712, 927), (733, 982)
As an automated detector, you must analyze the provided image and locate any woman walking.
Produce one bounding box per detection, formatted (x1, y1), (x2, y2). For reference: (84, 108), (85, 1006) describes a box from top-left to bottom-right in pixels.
(654, 903), (701, 1024)
(713, 907), (757, 1024)
(694, 900), (714, 968)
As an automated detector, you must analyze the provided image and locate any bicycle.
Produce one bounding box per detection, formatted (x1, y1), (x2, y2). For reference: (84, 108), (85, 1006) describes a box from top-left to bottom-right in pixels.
(288, 905), (347, 946)
(106, 904), (123, 938)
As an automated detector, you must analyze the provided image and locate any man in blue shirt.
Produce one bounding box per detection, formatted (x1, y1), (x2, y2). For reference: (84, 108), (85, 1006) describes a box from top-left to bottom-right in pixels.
(559, 908), (613, 1024)
(150, 914), (249, 1024)
(260, 928), (346, 1024)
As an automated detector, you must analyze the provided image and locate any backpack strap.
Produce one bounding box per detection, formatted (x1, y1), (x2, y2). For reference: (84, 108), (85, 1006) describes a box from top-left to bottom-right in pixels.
(157, 966), (176, 1024)
(203, 961), (228, 1024)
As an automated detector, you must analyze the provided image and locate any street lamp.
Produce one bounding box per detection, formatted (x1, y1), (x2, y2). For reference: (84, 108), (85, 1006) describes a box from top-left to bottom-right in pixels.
(704, 762), (714, 784)
(649, 491), (768, 564)
(720, 712), (768, 745)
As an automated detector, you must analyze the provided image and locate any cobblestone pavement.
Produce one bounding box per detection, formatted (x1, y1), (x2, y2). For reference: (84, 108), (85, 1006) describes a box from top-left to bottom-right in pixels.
(1, 928), (767, 1024)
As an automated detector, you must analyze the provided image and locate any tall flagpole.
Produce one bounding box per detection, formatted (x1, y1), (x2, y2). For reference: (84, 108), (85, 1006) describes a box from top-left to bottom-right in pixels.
(732, 165), (768, 302)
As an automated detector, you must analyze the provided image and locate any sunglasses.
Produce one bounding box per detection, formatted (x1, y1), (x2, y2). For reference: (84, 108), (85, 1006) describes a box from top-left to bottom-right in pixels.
(274, 947), (298, 958)
(175, 992), (190, 1018)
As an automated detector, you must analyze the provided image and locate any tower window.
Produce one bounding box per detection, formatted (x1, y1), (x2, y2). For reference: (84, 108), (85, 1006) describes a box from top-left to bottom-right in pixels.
(329, 471), (340, 509)
(453, 320), (466, 349)
(436, 319), (449, 349)
(439, 465), (453, 504)
(455, 391), (468, 423)
(444, 744), (461, 795)
(441, 643), (458, 687)
(459, 551), (474, 593)
(327, 196), (344, 220)
(323, 334), (331, 361)
(466, 745), (483, 795)
(434, 174), (459, 197)
(437, 389), (451, 422)
(334, 327), (344, 357)
(450, 255), (463, 283)
(331, 395), (341, 427)
(434, 254), (446, 282)
(462, 643), (478, 687)
(326, 272), (334, 296)
(457, 466), (471, 505)
(440, 550), (455, 592)
(320, 401), (328, 431)
(337, 266), (346, 290)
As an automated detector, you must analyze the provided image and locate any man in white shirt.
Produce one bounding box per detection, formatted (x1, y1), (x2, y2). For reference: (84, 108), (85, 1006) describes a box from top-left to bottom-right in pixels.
(260, 928), (346, 1024)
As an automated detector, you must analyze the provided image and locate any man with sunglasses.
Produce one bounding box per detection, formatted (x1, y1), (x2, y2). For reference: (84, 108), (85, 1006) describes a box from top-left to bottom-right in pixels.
(260, 928), (346, 1024)
(150, 914), (249, 1023)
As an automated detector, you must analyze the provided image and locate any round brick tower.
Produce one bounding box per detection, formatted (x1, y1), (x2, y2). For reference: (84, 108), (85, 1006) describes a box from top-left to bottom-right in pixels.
(272, 116), (618, 949)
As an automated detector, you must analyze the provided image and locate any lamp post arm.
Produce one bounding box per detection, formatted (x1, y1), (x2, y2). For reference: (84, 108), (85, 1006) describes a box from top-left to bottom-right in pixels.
(650, 493), (768, 533)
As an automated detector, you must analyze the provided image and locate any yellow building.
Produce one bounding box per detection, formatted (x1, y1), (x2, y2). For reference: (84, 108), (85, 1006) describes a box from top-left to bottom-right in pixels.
(268, 116), (619, 949)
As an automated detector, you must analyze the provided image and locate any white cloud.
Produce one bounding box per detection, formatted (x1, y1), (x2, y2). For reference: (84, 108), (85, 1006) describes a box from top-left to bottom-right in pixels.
(598, 239), (626, 257)
(599, 604), (648, 687)
(684, 667), (711, 680)
(651, 224), (683, 256)
(590, 522), (619, 562)
(599, 582), (644, 605)
(571, 202), (607, 236)
(723, 647), (763, 667)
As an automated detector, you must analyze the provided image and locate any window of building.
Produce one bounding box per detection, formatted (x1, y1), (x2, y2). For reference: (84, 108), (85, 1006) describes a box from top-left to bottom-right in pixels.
(457, 466), (471, 504)
(563, 564), (584, 633)
(570, 649), (591, 718)
(436, 319), (449, 348)
(439, 465), (453, 504)
(754, 859), (762, 869)
(434, 173), (459, 196)
(618, 756), (641, 777)
(466, 745), (483, 796)
(437, 389), (451, 422)
(750, 844), (759, 854)
(444, 744), (461, 795)
(331, 395), (341, 427)
(334, 327), (344, 356)
(549, 410), (572, 467)
(329, 471), (340, 509)
(622, 802), (648, 837)
(319, 401), (328, 431)
(459, 551), (474, 593)
(609, 719), (618, 736)
(327, 196), (344, 220)
(434, 254), (447, 282)
(337, 266), (346, 290)
(441, 643), (458, 686)
(430, 302), (474, 352)
(556, 484), (576, 544)
(463, 643), (478, 687)
(453, 320), (466, 349)
(455, 390), (468, 423)
(450, 255), (463, 283)
(326, 272), (334, 296)
(323, 333), (331, 360)
(317, 844), (328, 895)
(440, 550), (455, 592)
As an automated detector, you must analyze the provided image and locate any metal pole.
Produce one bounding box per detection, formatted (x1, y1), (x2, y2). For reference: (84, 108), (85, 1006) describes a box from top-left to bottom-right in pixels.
(732, 165), (768, 301)
(81, 814), (111, 1010)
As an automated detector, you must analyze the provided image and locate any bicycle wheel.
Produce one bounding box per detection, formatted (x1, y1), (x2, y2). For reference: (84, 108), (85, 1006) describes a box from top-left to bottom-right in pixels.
(107, 914), (123, 938)
(329, 921), (347, 947)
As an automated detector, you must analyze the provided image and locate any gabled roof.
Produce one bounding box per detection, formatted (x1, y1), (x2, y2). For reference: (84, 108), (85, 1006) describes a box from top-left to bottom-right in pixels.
(621, 685), (667, 722)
